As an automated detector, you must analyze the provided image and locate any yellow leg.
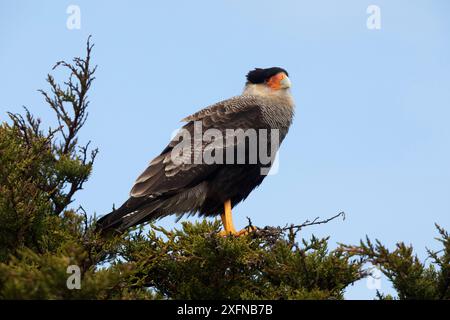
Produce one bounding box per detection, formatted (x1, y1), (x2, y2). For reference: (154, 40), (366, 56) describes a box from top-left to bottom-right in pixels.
(219, 199), (237, 235)
(218, 199), (257, 237)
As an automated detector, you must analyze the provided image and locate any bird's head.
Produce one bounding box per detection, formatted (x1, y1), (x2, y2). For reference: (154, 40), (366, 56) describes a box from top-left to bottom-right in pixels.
(243, 67), (291, 96)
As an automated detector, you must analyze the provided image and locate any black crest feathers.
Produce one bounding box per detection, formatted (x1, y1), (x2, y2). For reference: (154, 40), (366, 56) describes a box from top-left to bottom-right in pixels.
(246, 67), (289, 84)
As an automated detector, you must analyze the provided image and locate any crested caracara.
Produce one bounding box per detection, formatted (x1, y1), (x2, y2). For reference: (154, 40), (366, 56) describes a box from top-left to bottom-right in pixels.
(97, 67), (295, 236)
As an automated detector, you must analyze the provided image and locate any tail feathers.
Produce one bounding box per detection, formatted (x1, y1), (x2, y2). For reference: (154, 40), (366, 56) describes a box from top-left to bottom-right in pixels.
(96, 199), (163, 235)
(95, 206), (129, 235)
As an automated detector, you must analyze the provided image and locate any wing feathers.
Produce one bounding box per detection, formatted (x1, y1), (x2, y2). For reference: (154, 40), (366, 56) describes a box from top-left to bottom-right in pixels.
(129, 96), (265, 200)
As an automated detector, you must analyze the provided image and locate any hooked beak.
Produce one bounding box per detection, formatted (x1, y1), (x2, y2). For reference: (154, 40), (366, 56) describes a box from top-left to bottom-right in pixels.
(279, 75), (291, 89)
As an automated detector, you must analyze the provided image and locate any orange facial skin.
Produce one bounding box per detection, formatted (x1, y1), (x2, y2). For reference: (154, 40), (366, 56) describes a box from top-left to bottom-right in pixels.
(266, 72), (287, 90)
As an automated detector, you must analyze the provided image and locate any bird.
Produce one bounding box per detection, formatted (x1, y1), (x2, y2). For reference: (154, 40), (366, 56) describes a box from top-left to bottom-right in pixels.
(96, 67), (295, 236)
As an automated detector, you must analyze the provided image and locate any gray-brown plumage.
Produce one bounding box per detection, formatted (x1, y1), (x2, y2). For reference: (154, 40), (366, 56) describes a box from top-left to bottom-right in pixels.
(97, 67), (295, 234)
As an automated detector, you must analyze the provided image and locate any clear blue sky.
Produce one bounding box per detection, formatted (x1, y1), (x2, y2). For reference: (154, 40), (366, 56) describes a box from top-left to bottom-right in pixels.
(1, 0), (449, 299)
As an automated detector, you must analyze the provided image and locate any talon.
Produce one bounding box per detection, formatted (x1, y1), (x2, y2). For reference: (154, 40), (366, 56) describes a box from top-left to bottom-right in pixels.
(235, 225), (257, 236)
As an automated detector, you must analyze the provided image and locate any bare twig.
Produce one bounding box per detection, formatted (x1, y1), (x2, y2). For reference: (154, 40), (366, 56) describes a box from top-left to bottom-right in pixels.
(78, 205), (89, 237)
(282, 211), (345, 232)
(242, 211), (346, 245)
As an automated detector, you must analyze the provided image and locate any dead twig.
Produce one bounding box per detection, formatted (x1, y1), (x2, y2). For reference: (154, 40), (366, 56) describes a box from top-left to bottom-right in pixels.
(246, 211), (346, 245)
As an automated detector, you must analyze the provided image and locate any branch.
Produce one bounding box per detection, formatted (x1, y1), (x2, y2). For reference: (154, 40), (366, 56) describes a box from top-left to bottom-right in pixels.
(282, 211), (346, 232)
(38, 35), (96, 157)
(36, 36), (98, 215)
(245, 211), (346, 245)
